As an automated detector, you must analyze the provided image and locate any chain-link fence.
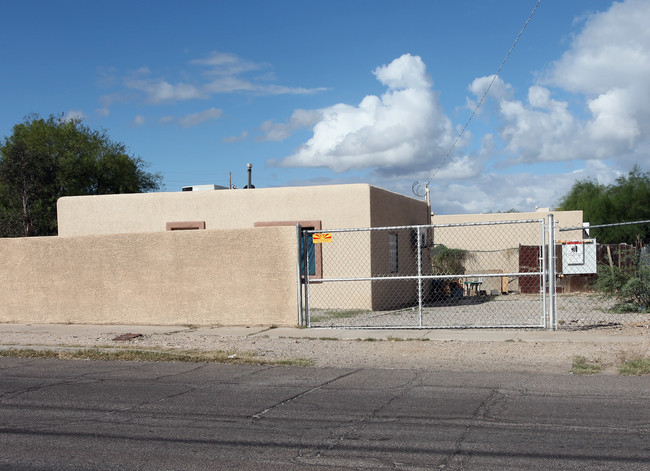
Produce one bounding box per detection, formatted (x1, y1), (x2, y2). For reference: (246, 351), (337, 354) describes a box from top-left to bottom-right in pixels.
(300, 218), (650, 330)
(302, 219), (549, 329)
(555, 220), (650, 329)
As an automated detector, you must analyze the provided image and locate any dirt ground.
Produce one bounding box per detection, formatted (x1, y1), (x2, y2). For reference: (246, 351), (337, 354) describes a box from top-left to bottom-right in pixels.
(1, 323), (648, 375)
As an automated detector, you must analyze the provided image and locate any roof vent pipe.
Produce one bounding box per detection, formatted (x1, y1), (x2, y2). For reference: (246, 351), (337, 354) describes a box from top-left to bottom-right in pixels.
(246, 163), (254, 189)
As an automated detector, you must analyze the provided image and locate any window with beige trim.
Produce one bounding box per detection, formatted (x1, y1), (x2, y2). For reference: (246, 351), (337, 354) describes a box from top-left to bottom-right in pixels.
(166, 221), (206, 231)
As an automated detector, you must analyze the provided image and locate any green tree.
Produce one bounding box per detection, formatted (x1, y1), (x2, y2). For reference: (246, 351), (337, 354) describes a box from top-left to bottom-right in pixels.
(558, 166), (650, 244)
(0, 114), (162, 237)
(608, 167), (650, 223)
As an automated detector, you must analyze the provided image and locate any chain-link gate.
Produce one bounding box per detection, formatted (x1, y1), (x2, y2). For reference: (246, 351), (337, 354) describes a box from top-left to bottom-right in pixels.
(300, 219), (549, 329)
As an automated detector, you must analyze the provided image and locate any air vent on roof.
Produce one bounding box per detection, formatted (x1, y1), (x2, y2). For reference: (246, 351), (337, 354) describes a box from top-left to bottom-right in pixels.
(181, 184), (228, 191)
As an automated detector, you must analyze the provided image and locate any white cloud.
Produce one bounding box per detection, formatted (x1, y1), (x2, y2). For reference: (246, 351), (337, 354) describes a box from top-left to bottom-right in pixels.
(190, 52), (260, 76)
(489, 83), (583, 163)
(485, 0), (650, 165)
(430, 155), (483, 180)
(265, 1), (650, 215)
(586, 88), (640, 143)
(124, 78), (206, 104)
(271, 54), (455, 176)
(259, 109), (323, 141)
(222, 131), (248, 143)
(176, 108), (223, 128)
(193, 52), (327, 96)
(157, 109), (222, 127)
(131, 115), (146, 127)
(100, 51), (326, 111)
(97, 91), (137, 112)
(545, 0), (650, 95)
(427, 171), (580, 215)
(468, 75), (512, 103)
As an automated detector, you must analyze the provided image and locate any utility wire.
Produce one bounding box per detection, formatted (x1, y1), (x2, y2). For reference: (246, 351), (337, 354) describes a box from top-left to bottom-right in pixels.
(422, 0), (542, 186)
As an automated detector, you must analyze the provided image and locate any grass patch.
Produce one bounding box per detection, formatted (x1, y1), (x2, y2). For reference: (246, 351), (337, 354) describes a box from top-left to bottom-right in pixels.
(0, 348), (313, 367)
(309, 309), (370, 323)
(571, 356), (603, 375)
(387, 336), (404, 342)
(618, 357), (650, 375)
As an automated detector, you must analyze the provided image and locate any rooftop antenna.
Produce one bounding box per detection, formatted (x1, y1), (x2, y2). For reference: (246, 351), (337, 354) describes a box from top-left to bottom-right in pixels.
(412, 181), (432, 224)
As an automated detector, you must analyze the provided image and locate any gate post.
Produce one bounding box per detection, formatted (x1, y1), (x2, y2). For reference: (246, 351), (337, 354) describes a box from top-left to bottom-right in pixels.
(547, 214), (556, 331)
(296, 223), (304, 327)
(417, 226), (423, 327)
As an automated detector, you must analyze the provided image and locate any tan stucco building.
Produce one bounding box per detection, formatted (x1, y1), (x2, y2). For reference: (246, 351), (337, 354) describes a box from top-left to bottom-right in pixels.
(1, 184), (430, 327)
(57, 184), (429, 237)
(430, 209), (586, 294)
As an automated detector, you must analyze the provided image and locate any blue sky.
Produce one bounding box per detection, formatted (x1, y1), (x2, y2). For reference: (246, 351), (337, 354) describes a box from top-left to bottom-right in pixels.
(2, 0), (648, 214)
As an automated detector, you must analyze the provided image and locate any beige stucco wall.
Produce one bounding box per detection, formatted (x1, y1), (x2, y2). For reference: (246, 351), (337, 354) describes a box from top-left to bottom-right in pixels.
(0, 227), (297, 326)
(429, 210), (584, 293)
(368, 187), (431, 309)
(56, 184), (430, 313)
(431, 210), (585, 244)
(307, 187), (431, 311)
(57, 184), (391, 237)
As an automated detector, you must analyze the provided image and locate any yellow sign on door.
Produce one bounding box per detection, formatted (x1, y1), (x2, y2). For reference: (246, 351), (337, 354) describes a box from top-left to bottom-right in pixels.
(313, 233), (332, 243)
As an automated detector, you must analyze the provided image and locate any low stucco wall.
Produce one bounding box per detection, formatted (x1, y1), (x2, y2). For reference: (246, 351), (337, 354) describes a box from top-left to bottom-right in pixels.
(0, 227), (298, 326)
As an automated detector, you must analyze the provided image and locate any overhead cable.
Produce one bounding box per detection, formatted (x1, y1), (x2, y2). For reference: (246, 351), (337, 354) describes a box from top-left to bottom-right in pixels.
(422, 0), (542, 186)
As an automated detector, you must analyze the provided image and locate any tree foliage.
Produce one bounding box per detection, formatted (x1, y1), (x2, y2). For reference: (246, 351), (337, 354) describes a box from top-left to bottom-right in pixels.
(594, 251), (650, 313)
(558, 166), (650, 244)
(0, 114), (162, 237)
(431, 244), (471, 275)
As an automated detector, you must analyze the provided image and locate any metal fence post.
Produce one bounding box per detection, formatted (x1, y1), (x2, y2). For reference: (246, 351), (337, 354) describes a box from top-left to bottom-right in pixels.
(296, 223), (303, 327)
(417, 226), (423, 327)
(547, 214), (556, 331)
(304, 229), (311, 328)
(540, 219), (547, 329)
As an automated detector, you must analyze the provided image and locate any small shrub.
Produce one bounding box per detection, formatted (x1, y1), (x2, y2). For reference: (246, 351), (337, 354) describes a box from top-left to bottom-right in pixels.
(594, 252), (650, 313)
(431, 245), (472, 275)
(618, 357), (650, 375)
(571, 356), (602, 375)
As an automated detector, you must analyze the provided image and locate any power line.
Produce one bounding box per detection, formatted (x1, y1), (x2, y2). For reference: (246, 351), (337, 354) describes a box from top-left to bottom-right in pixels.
(416, 0), (542, 192)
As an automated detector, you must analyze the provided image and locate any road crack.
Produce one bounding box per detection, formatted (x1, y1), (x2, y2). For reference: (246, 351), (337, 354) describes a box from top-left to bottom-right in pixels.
(249, 369), (361, 420)
(438, 388), (504, 469)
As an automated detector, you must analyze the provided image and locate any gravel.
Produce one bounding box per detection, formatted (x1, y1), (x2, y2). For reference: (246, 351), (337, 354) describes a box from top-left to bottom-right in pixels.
(1, 323), (649, 375)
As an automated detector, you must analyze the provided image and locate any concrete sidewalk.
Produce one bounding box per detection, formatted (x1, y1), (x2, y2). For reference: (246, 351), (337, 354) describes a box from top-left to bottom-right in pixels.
(1, 322), (648, 347)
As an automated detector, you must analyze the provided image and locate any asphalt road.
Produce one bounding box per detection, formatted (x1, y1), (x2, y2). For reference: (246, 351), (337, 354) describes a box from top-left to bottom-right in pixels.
(1, 358), (648, 470)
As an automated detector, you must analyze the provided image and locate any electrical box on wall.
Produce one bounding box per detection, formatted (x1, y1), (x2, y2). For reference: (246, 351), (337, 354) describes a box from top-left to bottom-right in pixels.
(410, 228), (429, 248)
(561, 239), (597, 274)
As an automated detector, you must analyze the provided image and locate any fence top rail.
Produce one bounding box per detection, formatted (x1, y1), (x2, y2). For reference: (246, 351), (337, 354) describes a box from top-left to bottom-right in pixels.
(304, 218), (545, 234)
(310, 271), (541, 283)
(559, 219), (650, 232)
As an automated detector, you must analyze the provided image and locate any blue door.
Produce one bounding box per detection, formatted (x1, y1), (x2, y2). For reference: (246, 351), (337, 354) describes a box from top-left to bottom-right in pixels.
(301, 230), (316, 277)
